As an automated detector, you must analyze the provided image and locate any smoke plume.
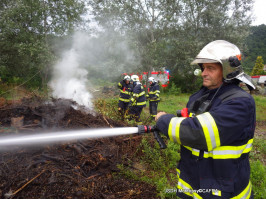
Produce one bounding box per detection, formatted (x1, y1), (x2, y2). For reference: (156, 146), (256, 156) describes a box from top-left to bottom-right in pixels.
(49, 31), (138, 110)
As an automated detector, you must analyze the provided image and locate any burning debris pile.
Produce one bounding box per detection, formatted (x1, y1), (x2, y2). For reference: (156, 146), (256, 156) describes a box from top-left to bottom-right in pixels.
(0, 98), (157, 198)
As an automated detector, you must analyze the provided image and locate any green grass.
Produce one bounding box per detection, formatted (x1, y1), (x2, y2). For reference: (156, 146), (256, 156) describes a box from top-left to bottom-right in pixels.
(253, 95), (266, 122)
(158, 94), (189, 115)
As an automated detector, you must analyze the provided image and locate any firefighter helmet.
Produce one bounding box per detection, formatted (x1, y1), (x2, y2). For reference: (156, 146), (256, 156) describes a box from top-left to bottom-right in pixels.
(124, 75), (131, 81)
(131, 75), (139, 82)
(148, 77), (155, 83)
(191, 40), (255, 89)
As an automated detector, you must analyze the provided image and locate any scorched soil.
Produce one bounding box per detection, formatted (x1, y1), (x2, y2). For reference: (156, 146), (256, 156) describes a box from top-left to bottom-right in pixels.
(0, 98), (157, 199)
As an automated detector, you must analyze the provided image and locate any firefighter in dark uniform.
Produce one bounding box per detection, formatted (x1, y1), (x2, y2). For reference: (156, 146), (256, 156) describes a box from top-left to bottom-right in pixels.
(117, 75), (133, 120)
(155, 40), (256, 199)
(146, 77), (160, 119)
(128, 75), (146, 125)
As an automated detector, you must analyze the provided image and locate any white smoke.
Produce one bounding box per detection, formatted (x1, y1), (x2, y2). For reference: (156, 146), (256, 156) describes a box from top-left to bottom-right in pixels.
(49, 40), (93, 109)
(49, 31), (139, 110)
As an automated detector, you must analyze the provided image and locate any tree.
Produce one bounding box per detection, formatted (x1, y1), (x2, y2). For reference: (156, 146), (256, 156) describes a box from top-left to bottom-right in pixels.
(242, 24), (266, 74)
(0, 0), (87, 87)
(89, 0), (183, 74)
(251, 56), (264, 75)
(89, 0), (254, 92)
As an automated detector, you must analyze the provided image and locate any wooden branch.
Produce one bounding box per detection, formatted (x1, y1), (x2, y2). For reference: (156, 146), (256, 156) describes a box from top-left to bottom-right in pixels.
(102, 116), (113, 128)
(10, 170), (46, 198)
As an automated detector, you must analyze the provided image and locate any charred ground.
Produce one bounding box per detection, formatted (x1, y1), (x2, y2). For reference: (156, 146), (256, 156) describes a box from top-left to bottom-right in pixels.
(0, 98), (157, 199)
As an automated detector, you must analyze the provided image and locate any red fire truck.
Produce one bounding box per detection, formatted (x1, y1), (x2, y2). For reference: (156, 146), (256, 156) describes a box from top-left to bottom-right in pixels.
(122, 70), (170, 88)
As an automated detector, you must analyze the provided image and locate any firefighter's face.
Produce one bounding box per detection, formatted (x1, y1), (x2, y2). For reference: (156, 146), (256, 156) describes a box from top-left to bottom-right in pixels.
(201, 63), (223, 90)
(125, 80), (130, 84)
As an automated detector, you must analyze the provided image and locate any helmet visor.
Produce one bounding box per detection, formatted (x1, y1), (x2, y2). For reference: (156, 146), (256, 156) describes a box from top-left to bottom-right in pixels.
(191, 58), (220, 65)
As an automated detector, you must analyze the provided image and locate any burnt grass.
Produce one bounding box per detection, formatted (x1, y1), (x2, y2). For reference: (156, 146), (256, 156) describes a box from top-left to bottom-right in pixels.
(0, 98), (157, 199)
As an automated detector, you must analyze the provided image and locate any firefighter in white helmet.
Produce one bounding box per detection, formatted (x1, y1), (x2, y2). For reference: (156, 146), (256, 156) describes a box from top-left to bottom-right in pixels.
(117, 75), (133, 120)
(155, 40), (255, 198)
(146, 77), (160, 119)
(128, 75), (146, 124)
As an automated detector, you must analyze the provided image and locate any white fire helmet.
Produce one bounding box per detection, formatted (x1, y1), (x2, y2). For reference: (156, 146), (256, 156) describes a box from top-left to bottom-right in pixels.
(191, 40), (255, 89)
(148, 77), (155, 83)
(124, 75), (131, 81)
(131, 75), (140, 82)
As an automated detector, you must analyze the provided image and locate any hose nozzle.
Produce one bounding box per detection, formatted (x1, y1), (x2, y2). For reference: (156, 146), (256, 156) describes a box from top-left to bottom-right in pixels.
(137, 125), (155, 134)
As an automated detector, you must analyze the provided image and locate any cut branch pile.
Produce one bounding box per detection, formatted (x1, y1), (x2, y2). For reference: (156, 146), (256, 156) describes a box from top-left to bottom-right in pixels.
(0, 98), (157, 198)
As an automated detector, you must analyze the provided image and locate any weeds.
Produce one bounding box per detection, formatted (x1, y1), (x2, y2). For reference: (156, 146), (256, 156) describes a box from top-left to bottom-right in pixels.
(250, 160), (266, 198)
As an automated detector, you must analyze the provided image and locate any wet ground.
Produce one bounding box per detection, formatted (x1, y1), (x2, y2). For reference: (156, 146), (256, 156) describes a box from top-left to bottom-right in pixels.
(0, 98), (157, 198)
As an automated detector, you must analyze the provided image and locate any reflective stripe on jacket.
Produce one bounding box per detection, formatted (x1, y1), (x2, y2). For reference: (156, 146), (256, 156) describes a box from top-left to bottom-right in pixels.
(131, 84), (146, 107)
(148, 82), (160, 101)
(117, 80), (132, 102)
(157, 83), (256, 199)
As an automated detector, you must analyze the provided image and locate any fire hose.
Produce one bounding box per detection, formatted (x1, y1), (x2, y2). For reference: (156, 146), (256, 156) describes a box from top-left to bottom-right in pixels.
(0, 125), (167, 150)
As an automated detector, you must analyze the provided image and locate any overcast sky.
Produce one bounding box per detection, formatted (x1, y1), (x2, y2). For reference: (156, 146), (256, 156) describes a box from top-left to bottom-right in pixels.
(252, 0), (266, 25)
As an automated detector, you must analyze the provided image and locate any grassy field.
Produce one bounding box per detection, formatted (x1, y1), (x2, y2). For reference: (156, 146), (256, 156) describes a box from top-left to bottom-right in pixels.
(95, 93), (266, 199)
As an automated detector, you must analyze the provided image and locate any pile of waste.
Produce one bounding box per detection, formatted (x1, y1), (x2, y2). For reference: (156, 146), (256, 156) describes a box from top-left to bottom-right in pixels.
(0, 98), (157, 198)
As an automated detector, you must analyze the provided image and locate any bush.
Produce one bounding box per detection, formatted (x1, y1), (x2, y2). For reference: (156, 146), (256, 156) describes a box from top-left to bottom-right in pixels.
(168, 82), (181, 95)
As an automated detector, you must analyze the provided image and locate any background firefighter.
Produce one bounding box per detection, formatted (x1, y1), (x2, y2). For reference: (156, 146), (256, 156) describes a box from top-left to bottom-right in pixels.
(155, 40), (256, 199)
(117, 75), (133, 120)
(146, 77), (160, 119)
(128, 75), (146, 125)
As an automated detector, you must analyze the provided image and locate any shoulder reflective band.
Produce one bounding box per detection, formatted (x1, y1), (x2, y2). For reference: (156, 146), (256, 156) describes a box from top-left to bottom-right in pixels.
(183, 138), (253, 159)
(231, 181), (252, 199)
(177, 178), (202, 199)
(196, 112), (220, 151)
(168, 117), (186, 144)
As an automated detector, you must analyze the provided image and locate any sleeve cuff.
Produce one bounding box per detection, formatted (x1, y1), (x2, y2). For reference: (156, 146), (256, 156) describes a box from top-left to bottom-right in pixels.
(156, 114), (175, 137)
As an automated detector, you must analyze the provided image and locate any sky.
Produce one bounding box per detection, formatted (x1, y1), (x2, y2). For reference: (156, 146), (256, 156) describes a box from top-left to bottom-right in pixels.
(252, 0), (266, 25)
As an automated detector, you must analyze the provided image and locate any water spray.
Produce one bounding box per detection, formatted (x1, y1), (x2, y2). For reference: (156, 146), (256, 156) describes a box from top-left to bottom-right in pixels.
(0, 125), (166, 151)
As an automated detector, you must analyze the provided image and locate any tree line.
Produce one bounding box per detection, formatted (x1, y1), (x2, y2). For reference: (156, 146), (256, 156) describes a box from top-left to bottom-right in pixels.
(1, 0), (264, 93)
